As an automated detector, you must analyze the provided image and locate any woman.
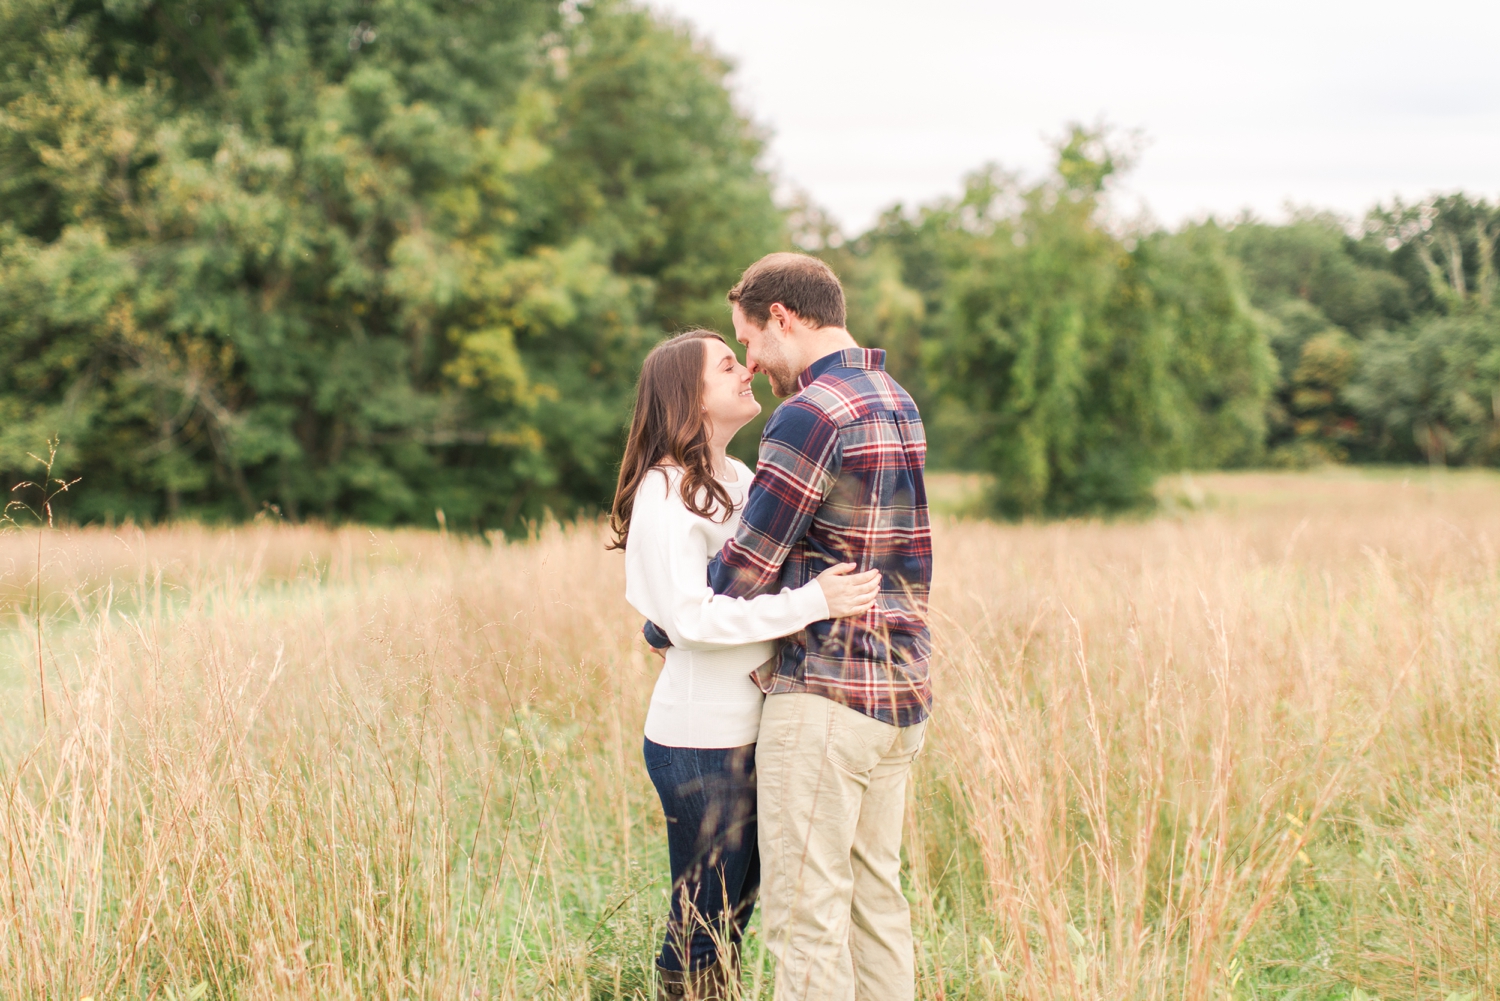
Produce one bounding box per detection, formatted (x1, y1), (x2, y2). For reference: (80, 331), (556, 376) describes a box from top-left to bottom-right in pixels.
(610, 330), (879, 1000)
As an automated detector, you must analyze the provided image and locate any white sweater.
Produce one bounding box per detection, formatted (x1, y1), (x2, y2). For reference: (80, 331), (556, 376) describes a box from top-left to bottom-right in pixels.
(625, 460), (829, 748)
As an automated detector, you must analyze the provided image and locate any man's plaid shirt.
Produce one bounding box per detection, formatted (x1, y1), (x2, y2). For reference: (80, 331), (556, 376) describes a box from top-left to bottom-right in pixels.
(648, 347), (933, 726)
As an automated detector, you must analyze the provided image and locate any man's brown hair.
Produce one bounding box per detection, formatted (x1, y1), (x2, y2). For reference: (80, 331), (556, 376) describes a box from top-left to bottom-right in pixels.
(727, 252), (846, 329)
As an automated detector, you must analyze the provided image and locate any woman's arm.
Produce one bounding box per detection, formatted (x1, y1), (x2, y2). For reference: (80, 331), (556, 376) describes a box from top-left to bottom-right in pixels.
(625, 469), (830, 650)
(664, 513), (829, 648)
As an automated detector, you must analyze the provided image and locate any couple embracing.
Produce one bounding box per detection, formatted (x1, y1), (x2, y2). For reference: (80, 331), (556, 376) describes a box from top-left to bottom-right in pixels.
(608, 253), (933, 1001)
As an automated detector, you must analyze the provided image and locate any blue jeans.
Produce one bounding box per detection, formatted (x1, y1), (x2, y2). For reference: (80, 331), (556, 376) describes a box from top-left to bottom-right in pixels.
(643, 737), (759, 972)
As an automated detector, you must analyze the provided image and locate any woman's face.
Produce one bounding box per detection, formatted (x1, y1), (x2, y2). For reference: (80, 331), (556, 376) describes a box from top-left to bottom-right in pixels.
(701, 338), (761, 438)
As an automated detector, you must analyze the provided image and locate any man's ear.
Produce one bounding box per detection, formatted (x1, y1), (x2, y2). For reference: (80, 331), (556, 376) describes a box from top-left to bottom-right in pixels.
(767, 302), (794, 335)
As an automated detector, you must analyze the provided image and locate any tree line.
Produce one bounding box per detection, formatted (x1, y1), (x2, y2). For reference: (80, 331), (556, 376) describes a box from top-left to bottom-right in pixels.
(824, 135), (1500, 515)
(1, 0), (780, 528)
(2, 0), (1497, 527)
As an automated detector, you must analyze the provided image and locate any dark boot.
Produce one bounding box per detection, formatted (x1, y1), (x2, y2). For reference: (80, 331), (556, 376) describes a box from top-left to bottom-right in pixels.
(656, 961), (736, 1001)
(690, 961), (736, 1001)
(657, 966), (689, 1000)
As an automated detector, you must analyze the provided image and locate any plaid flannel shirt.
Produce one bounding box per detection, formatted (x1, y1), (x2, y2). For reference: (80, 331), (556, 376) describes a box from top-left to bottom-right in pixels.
(645, 347), (933, 726)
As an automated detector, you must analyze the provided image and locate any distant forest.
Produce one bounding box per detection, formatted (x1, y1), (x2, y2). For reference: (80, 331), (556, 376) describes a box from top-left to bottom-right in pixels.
(825, 149), (1500, 514)
(3, 0), (1497, 527)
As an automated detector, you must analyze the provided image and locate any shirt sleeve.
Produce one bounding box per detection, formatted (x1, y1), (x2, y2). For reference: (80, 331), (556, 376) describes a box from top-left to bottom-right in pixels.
(626, 468), (829, 650)
(642, 619), (670, 649)
(709, 399), (841, 599)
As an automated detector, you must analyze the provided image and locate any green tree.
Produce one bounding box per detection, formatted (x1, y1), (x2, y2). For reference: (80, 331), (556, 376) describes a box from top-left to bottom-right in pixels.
(852, 127), (1272, 516)
(1347, 196), (1500, 465)
(1128, 224), (1275, 471)
(0, 0), (781, 529)
(1224, 214), (1411, 463)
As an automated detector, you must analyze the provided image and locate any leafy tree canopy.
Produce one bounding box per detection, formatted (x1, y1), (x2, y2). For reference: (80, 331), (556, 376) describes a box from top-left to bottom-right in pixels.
(4, 0), (1497, 528)
(0, 0), (781, 528)
(831, 127), (1274, 516)
(827, 137), (1499, 513)
(1222, 196), (1499, 466)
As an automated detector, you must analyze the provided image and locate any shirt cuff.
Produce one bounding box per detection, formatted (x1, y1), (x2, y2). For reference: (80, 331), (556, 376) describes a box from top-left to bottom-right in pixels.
(642, 619), (672, 649)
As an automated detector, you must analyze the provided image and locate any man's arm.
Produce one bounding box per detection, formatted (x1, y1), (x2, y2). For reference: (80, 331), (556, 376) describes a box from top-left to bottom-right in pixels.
(642, 619), (670, 650)
(709, 399), (841, 599)
(641, 400), (839, 647)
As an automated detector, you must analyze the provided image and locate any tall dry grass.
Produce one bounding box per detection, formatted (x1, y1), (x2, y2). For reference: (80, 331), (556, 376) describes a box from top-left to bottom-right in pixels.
(0, 469), (1497, 999)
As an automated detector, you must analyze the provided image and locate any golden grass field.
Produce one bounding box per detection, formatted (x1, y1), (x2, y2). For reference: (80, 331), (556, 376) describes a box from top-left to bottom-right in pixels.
(1, 468), (1498, 1000)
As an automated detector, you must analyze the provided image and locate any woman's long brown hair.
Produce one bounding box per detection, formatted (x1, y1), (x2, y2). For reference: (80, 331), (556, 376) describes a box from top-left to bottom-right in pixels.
(608, 330), (736, 551)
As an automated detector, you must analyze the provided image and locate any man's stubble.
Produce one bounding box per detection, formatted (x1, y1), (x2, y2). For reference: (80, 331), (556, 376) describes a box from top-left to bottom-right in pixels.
(755, 332), (801, 398)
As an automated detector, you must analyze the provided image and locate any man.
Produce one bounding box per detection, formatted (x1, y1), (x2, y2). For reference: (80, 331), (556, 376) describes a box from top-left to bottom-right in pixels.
(646, 252), (933, 1001)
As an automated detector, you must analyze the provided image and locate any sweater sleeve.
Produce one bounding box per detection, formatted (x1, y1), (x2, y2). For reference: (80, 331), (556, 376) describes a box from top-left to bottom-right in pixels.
(626, 468), (829, 651)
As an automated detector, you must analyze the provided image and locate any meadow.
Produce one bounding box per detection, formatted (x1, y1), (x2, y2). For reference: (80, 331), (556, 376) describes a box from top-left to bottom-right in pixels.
(1, 469), (1497, 1000)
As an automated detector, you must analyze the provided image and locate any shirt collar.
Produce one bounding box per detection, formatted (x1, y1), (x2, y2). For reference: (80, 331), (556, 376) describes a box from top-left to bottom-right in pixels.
(796, 347), (886, 392)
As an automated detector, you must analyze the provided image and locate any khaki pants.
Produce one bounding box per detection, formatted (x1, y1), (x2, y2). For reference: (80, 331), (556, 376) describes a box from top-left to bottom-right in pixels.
(756, 692), (928, 1001)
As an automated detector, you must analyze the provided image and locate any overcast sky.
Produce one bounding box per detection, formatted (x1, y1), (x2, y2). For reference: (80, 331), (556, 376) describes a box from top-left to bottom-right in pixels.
(649, 0), (1500, 235)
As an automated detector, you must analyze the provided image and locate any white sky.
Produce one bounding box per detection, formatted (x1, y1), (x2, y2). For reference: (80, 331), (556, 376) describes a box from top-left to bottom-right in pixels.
(649, 0), (1500, 235)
